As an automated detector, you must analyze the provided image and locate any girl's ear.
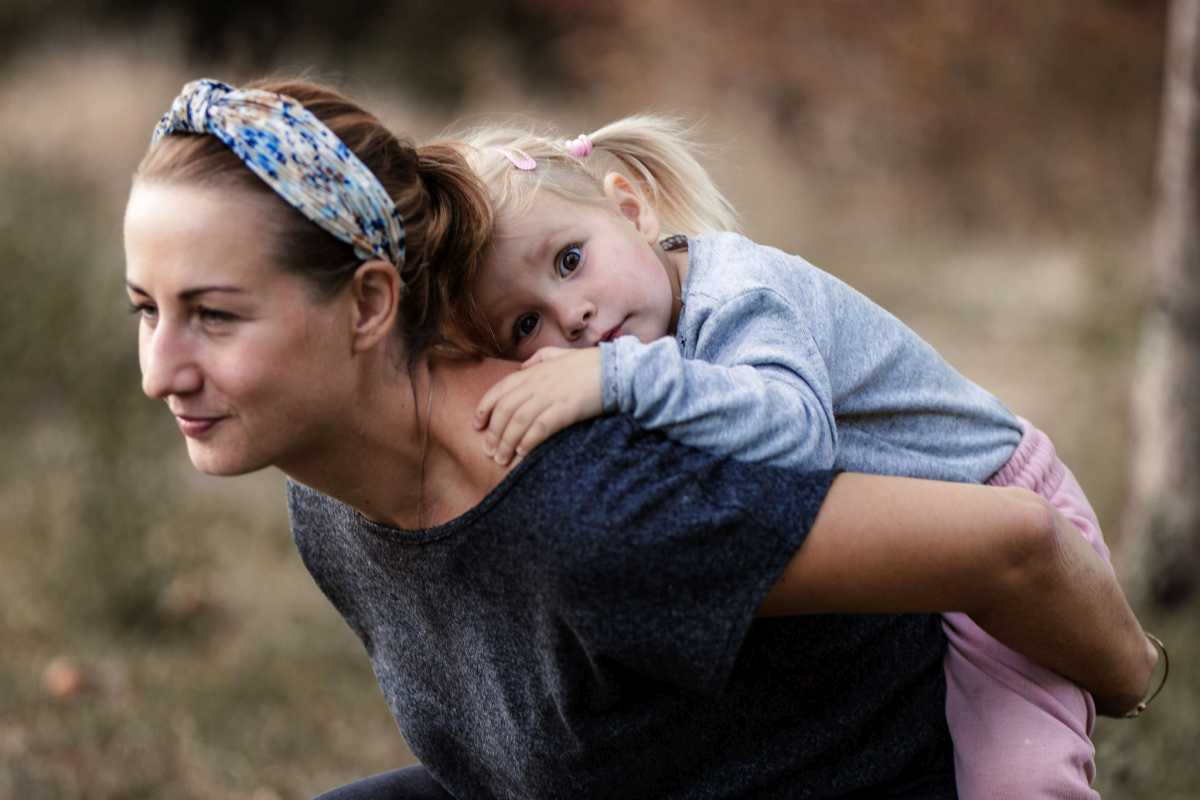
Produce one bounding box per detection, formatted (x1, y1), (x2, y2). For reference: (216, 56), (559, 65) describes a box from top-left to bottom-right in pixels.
(603, 172), (661, 243)
(348, 260), (402, 354)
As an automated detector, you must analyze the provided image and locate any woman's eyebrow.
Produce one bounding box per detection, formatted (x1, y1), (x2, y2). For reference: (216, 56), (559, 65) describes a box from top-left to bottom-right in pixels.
(124, 280), (245, 300)
(178, 285), (245, 301)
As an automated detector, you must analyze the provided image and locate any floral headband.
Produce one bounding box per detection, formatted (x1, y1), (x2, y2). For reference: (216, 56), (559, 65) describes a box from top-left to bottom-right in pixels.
(153, 78), (407, 268)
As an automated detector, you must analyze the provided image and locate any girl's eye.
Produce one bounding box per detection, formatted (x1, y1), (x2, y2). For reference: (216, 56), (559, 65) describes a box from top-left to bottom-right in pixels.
(513, 312), (540, 343)
(556, 244), (582, 277)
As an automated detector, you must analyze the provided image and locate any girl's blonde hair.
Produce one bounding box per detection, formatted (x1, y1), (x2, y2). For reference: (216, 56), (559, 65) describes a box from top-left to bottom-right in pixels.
(455, 114), (739, 237)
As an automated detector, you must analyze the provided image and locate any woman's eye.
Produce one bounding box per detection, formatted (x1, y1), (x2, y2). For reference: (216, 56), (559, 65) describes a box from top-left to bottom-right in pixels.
(513, 312), (540, 343)
(128, 301), (157, 322)
(196, 306), (237, 324)
(556, 244), (582, 277)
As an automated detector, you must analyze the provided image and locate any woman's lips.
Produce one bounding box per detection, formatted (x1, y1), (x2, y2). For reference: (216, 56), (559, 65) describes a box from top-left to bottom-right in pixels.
(175, 415), (224, 438)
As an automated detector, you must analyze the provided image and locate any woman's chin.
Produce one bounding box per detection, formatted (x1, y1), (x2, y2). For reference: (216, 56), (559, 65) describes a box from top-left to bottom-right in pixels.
(184, 440), (269, 477)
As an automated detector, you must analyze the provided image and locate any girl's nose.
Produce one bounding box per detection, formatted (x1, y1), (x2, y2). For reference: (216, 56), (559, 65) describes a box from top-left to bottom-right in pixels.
(140, 326), (203, 400)
(564, 302), (596, 342)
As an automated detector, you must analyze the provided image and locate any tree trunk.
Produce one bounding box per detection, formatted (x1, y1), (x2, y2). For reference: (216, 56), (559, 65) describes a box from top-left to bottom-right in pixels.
(1123, 0), (1200, 608)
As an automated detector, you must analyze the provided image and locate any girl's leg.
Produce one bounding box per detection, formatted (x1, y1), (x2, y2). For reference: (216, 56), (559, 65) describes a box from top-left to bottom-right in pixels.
(944, 420), (1107, 799)
(943, 611), (1098, 799)
(313, 764), (453, 800)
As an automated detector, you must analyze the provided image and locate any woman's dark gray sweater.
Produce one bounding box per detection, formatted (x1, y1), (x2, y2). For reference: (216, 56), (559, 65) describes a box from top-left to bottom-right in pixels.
(288, 415), (955, 799)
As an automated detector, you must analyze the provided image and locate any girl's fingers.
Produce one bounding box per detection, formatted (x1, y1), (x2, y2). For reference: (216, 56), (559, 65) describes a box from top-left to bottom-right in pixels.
(522, 346), (569, 369)
(476, 372), (528, 430)
(482, 383), (535, 455)
(514, 410), (558, 458)
(493, 395), (551, 465)
(475, 387), (503, 430)
(478, 360), (595, 463)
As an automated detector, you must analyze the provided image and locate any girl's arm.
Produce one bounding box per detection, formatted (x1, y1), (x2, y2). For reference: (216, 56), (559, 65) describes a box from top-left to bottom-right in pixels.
(474, 286), (836, 467)
(475, 288), (835, 468)
(601, 288), (837, 469)
(761, 473), (1158, 717)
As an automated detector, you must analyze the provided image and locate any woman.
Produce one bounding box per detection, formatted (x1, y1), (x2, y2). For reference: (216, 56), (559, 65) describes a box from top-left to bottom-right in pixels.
(125, 78), (1155, 799)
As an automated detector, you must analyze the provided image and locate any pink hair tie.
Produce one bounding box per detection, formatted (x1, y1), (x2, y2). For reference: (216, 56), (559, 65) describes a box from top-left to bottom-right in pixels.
(496, 147), (537, 170)
(564, 134), (593, 158)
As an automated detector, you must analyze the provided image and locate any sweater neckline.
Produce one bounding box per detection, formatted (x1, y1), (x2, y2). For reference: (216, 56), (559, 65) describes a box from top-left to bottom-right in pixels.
(335, 427), (559, 545)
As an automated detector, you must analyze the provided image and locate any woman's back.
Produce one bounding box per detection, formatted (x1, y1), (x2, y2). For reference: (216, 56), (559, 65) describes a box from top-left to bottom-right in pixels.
(289, 415), (956, 799)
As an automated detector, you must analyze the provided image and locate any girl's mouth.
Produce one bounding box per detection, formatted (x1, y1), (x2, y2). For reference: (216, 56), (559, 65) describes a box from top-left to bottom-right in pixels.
(599, 322), (624, 343)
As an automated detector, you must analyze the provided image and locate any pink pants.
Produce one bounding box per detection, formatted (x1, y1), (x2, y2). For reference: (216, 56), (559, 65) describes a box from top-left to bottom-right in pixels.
(943, 419), (1111, 799)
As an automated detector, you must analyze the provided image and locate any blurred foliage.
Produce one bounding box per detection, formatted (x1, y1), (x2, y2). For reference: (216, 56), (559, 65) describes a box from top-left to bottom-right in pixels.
(0, 0), (1168, 232)
(0, 0), (581, 106)
(572, 0), (1168, 235)
(0, 1), (1194, 797)
(0, 166), (182, 634)
(1094, 595), (1199, 798)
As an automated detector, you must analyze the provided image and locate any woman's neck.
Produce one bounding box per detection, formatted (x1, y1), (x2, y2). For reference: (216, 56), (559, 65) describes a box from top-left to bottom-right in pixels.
(281, 355), (518, 530)
(409, 357), (521, 527)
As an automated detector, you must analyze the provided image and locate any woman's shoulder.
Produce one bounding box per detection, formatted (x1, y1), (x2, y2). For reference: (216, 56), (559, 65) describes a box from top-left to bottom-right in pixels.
(285, 417), (664, 543)
(289, 416), (834, 551)
(531, 417), (835, 541)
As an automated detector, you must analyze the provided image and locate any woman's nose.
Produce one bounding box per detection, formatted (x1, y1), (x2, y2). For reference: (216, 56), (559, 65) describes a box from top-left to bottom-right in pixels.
(140, 325), (202, 399)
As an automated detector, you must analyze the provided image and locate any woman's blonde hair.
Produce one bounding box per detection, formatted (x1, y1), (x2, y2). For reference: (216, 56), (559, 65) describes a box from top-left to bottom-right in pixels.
(455, 114), (739, 237)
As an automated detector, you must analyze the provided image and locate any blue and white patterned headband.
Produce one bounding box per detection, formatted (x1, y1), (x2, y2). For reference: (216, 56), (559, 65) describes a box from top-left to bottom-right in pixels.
(153, 78), (407, 268)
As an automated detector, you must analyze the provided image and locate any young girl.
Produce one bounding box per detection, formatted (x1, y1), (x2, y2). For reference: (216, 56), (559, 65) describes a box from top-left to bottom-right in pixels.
(457, 116), (1120, 798)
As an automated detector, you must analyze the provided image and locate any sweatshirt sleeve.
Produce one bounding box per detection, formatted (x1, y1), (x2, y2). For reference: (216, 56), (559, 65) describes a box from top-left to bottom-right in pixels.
(599, 287), (837, 471)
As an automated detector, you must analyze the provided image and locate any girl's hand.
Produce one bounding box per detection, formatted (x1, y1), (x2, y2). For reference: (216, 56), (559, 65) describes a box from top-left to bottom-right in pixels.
(522, 346), (575, 366)
(474, 347), (603, 465)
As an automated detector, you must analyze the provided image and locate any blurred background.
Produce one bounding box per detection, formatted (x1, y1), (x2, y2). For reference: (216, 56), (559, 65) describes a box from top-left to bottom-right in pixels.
(1, 0), (1195, 797)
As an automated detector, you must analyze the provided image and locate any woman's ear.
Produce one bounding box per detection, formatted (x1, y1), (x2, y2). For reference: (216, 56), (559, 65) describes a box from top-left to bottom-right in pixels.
(602, 172), (661, 243)
(348, 260), (402, 354)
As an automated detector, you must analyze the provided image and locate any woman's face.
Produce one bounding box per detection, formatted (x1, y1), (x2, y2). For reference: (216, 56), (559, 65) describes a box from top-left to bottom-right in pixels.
(124, 183), (355, 476)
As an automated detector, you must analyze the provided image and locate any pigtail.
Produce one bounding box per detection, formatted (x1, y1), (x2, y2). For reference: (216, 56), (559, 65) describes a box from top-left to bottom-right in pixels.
(586, 115), (739, 236)
(446, 114), (739, 358)
(455, 114), (739, 238)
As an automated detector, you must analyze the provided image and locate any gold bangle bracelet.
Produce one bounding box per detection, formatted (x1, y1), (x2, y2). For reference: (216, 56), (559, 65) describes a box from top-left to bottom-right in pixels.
(1121, 632), (1170, 719)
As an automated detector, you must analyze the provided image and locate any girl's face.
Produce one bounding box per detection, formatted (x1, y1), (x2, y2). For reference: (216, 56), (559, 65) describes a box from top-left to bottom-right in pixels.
(474, 186), (678, 360)
(124, 183), (355, 476)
